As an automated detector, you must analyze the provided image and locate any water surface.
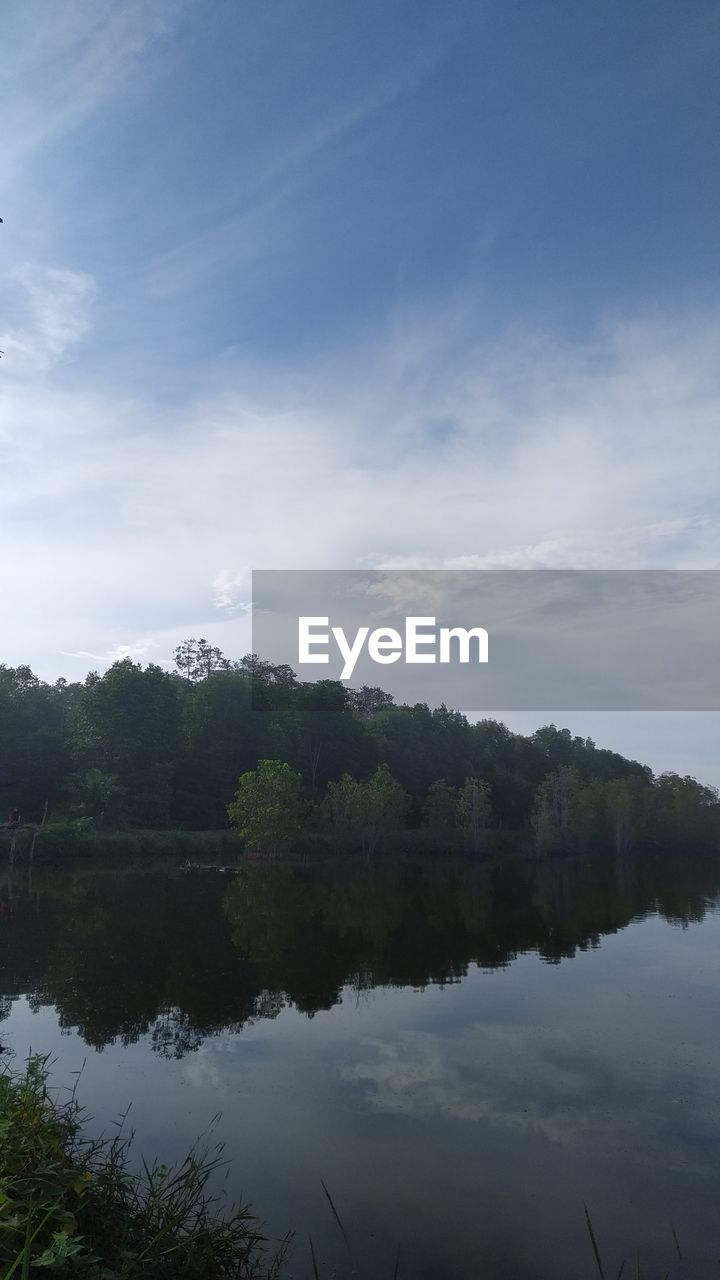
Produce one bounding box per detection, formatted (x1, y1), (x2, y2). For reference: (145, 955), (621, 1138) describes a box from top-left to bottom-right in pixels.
(1, 854), (719, 1278)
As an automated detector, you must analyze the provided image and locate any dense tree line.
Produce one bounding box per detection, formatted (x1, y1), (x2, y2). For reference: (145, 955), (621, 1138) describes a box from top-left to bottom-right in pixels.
(0, 638), (717, 855)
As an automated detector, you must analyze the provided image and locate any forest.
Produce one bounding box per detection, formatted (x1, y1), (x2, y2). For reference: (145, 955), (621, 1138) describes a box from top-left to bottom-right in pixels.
(0, 636), (718, 857)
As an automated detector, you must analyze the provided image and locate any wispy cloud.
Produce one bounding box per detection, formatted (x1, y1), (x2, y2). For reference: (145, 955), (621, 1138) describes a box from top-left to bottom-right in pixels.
(59, 637), (163, 665)
(141, 24), (455, 299)
(1, 1), (185, 176)
(366, 518), (717, 571)
(0, 264), (96, 373)
(210, 569), (252, 612)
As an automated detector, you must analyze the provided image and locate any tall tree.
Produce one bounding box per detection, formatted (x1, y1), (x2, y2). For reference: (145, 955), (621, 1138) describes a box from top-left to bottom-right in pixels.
(174, 638), (230, 683)
(227, 759), (304, 856)
(457, 777), (492, 854)
(422, 780), (459, 842)
(69, 661), (181, 826)
(326, 765), (409, 857)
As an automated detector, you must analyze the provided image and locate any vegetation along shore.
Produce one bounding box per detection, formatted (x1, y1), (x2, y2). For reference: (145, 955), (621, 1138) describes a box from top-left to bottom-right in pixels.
(1, 636), (718, 864)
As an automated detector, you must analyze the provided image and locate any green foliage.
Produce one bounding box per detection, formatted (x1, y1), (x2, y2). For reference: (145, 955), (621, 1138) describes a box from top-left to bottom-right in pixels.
(345, 685), (394, 720)
(325, 765), (409, 856)
(532, 766), (583, 854)
(648, 771), (720, 851)
(34, 819), (97, 860)
(360, 765), (409, 855)
(531, 767), (720, 857)
(174, 637), (230, 684)
(324, 773), (364, 849)
(69, 660), (182, 828)
(66, 768), (122, 826)
(1, 642), (718, 859)
(227, 760), (304, 856)
(175, 671), (267, 829)
(0, 1055), (284, 1278)
(288, 681), (373, 794)
(33, 824), (243, 864)
(0, 666), (75, 819)
(421, 780), (459, 835)
(456, 777), (492, 854)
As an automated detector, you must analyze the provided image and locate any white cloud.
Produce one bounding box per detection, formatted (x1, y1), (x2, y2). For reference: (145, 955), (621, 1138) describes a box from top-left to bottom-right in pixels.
(210, 569), (252, 612)
(0, 306), (719, 681)
(341, 1019), (716, 1174)
(59, 637), (162, 666)
(0, 264), (96, 373)
(366, 518), (716, 571)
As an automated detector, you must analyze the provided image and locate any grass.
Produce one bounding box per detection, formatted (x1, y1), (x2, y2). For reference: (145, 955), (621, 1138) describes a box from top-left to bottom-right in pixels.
(302, 1191), (692, 1279)
(583, 1202), (686, 1280)
(0, 1055), (289, 1279)
(27, 822), (245, 865)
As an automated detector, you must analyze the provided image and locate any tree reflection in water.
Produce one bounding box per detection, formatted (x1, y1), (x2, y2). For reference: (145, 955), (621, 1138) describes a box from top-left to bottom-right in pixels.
(1, 852), (719, 1056)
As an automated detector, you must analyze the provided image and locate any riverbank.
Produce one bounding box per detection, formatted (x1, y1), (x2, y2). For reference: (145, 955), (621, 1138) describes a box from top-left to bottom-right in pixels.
(0, 822), (246, 865)
(5, 817), (719, 878)
(1, 816), (544, 866)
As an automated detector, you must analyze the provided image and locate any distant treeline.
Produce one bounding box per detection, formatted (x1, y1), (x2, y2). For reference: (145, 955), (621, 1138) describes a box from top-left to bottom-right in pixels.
(1, 637), (718, 855)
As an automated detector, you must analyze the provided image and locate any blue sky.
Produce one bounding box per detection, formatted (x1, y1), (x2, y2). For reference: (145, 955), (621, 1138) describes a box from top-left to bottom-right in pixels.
(2, 0), (720, 778)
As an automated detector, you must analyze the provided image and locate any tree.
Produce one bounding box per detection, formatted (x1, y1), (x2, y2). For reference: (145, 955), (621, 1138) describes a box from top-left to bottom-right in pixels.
(325, 765), (408, 857)
(233, 654), (297, 685)
(69, 660), (181, 826)
(347, 685), (394, 720)
(174, 638), (229, 684)
(175, 669), (284, 828)
(422, 780), (459, 842)
(457, 777), (492, 853)
(606, 778), (643, 854)
(66, 768), (122, 826)
(227, 759), (304, 856)
(288, 680), (373, 792)
(646, 772), (720, 852)
(0, 665), (76, 818)
(531, 766), (582, 854)
(573, 777), (645, 855)
(324, 773), (364, 849)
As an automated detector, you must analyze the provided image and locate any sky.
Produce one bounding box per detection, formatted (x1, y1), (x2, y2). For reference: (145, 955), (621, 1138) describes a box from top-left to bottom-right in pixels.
(1, 0), (719, 779)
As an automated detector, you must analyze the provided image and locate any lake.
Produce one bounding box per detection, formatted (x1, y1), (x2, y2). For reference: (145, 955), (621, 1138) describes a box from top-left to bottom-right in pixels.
(1, 853), (719, 1278)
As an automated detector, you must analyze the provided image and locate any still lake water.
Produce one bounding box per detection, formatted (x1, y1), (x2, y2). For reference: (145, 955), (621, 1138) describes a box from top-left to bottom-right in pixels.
(1, 853), (719, 1278)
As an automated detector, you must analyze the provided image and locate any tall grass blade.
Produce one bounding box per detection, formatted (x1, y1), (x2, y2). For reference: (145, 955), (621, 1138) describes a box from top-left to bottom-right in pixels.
(393, 1242), (401, 1279)
(320, 1178), (349, 1248)
(21, 1211), (32, 1280)
(309, 1234), (321, 1280)
(671, 1226), (682, 1261)
(584, 1202), (606, 1280)
(5, 1201), (60, 1280)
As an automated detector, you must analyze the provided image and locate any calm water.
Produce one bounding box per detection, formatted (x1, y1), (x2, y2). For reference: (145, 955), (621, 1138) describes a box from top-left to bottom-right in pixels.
(1, 854), (720, 1278)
